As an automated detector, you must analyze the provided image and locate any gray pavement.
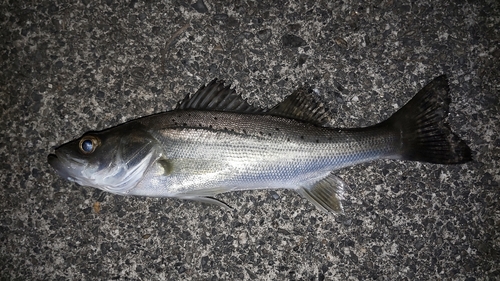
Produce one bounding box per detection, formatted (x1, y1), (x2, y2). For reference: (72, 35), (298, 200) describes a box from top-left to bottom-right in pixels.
(1, 0), (498, 280)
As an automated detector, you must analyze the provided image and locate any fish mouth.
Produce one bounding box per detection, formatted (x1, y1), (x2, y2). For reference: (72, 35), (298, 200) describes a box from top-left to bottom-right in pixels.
(47, 153), (60, 170)
(48, 153), (73, 181)
(47, 153), (58, 164)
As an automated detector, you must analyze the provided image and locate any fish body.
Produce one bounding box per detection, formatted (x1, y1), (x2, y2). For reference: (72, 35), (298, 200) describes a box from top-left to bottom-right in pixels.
(48, 76), (471, 213)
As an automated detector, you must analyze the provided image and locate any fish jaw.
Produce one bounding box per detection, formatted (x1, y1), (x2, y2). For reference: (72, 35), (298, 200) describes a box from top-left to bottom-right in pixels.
(47, 149), (99, 186)
(48, 146), (159, 194)
(48, 153), (79, 183)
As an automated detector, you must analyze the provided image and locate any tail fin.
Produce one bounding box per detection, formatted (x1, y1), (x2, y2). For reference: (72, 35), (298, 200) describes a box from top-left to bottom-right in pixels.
(385, 75), (472, 164)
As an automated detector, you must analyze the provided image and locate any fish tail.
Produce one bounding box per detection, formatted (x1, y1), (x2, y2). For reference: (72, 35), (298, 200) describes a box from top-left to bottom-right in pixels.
(385, 75), (472, 164)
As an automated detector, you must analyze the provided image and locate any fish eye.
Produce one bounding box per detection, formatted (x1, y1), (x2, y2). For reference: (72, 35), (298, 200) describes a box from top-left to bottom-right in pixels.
(79, 136), (100, 154)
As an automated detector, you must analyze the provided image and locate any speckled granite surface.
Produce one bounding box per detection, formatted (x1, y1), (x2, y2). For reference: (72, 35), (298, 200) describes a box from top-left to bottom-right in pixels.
(1, 0), (498, 280)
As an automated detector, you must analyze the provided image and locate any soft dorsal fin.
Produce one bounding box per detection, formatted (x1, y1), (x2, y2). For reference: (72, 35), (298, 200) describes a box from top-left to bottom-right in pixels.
(268, 87), (331, 126)
(176, 79), (265, 113)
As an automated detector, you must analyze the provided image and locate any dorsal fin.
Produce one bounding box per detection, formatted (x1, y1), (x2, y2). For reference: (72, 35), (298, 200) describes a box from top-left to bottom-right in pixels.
(268, 87), (332, 126)
(177, 79), (332, 126)
(176, 79), (265, 113)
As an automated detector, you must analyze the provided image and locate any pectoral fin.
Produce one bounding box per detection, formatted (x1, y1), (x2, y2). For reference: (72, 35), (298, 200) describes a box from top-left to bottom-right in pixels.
(297, 174), (347, 214)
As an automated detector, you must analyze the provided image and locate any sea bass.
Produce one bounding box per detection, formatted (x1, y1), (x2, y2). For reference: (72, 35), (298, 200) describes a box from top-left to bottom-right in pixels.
(48, 76), (471, 213)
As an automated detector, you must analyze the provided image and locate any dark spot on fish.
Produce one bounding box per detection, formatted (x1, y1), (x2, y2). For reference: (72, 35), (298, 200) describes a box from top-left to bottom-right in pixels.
(172, 119), (176, 122)
(182, 123), (187, 126)
(243, 129), (247, 134)
(199, 123), (202, 127)
(268, 133), (272, 137)
(214, 117), (218, 120)
(315, 139), (319, 143)
(224, 127), (228, 130)
(259, 131), (263, 135)
(300, 136), (304, 139)
(287, 138), (290, 142)
(275, 127), (280, 131)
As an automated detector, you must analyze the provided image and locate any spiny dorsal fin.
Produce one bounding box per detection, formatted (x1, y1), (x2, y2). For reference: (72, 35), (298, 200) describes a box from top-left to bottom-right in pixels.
(176, 79), (265, 113)
(268, 87), (332, 126)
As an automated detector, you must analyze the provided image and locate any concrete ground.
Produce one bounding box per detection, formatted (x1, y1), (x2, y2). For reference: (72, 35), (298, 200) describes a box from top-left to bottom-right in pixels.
(1, 0), (498, 280)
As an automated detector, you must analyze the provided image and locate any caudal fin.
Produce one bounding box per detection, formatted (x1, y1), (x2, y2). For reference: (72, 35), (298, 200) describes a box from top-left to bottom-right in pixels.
(385, 75), (472, 164)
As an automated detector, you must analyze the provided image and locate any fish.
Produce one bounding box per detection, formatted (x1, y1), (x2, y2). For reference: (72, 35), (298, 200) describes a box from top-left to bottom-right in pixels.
(48, 75), (472, 213)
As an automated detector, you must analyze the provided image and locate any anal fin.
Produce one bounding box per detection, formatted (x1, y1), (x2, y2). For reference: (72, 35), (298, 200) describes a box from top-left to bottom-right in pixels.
(297, 174), (347, 214)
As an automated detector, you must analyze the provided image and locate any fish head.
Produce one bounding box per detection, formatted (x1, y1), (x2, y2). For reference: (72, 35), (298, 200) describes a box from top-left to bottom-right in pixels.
(48, 124), (159, 195)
